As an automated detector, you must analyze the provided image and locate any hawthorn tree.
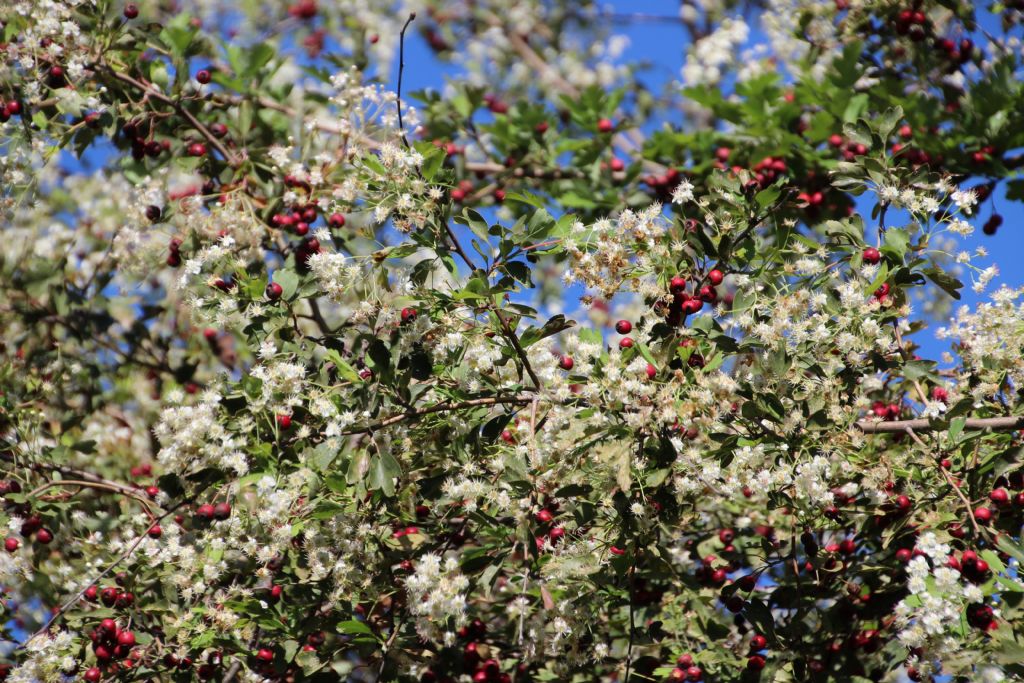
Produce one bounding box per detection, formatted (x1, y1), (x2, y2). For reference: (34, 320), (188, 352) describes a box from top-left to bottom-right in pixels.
(3, 0), (1024, 681)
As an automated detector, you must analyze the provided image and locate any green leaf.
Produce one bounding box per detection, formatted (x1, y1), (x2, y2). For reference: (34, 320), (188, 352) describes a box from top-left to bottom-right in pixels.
(876, 106), (903, 141)
(519, 314), (574, 348)
(324, 349), (361, 382)
(755, 185), (781, 210)
(949, 417), (966, 442)
(368, 451), (401, 496)
(337, 620), (376, 637)
(159, 13), (197, 58)
(296, 649), (321, 675)
(421, 146), (445, 181)
(865, 263), (889, 296)
(923, 268), (962, 300)
(881, 228), (910, 262)
(273, 270), (299, 300)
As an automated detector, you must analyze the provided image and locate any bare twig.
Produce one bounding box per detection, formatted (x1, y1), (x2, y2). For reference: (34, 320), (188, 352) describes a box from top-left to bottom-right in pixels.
(396, 13), (417, 150)
(100, 65), (242, 168)
(28, 479), (155, 516)
(376, 614), (405, 681)
(623, 557), (637, 683)
(340, 395), (535, 435)
(858, 415), (1024, 433)
(22, 502), (187, 646)
(904, 427), (981, 535)
(891, 321), (929, 405)
(493, 308), (542, 389)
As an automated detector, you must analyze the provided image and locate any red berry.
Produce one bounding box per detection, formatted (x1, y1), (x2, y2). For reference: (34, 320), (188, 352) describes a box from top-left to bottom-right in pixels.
(619, 337), (634, 349)
(615, 320), (632, 334)
(276, 413), (292, 430)
(118, 631), (136, 647)
(196, 69), (211, 84)
(35, 528), (53, 544)
(213, 502), (231, 520)
(400, 307), (418, 324)
(707, 269), (724, 285)
(597, 118), (614, 133)
(187, 142), (207, 157)
(328, 213), (346, 228)
(645, 363), (657, 379)
(536, 509), (554, 524)
(123, 3), (139, 18)
(862, 247), (881, 264)
(4, 537), (18, 552)
(255, 648), (274, 663)
(747, 655), (767, 671)
(670, 276), (687, 293)
(148, 525), (162, 539)
(974, 507), (993, 523)
(266, 282), (283, 300)
(750, 634), (768, 651)
(196, 504), (215, 520)
(95, 587), (116, 607)
(686, 665), (702, 681)
(991, 488), (1010, 505)
(558, 355), (574, 371)
(84, 667), (102, 682)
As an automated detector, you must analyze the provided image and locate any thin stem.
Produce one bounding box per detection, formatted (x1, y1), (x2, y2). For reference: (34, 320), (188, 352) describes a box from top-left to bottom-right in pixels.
(904, 427), (981, 535)
(493, 308), (542, 389)
(339, 395), (535, 435)
(376, 613), (405, 681)
(28, 479), (155, 516)
(396, 13), (417, 150)
(22, 501), (187, 646)
(858, 415), (1024, 433)
(100, 64), (242, 168)
(891, 321), (930, 405)
(623, 557), (637, 683)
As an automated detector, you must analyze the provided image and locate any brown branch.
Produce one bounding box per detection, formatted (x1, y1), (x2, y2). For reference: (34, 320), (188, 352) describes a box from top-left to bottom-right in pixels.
(27, 479), (156, 516)
(340, 395), (534, 435)
(21, 501), (187, 647)
(395, 13), (417, 150)
(1, 452), (149, 502)
(100, 65), (242, 168)
(903, 427), (981, 535)
(493, 308), (542, 390)
(891, 321), (929, 405)
(857, 415), (1024, 433)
